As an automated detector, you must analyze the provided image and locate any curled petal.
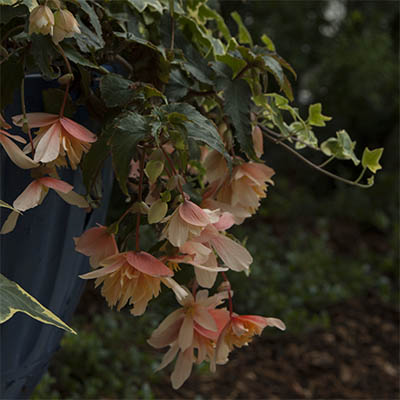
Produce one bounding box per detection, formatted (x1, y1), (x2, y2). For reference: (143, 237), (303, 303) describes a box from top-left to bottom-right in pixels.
(179, 200), (210, 226)
(156, 342), (179, 371)
(193, 306), (217, 332)
(0, 134), (38, 169)
(0, 129), (26, 143)
(38, 177), (73, 193)
(126, 251), (173, 277)
(56, 190), (89, 208)
(78, 260), (122, 280)
(13, 181), (44, 212)
(213, 212), (235, 231)
(60, 117), (97, 143)
(0, 211), (20, 234)
(34, 122), (61, 163)
(12, 112), (59, 128)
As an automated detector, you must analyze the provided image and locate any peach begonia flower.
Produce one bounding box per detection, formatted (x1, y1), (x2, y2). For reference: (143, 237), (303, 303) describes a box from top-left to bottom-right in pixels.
(162, 200), (219, 247)
(13, 176), (88, 212)
(12, 113), (97, 169)
(1, 177), (88, 234)
(204, 162), (275, 224)
(0, 129), (38, 169)
(167, 241), (228, 289)
(214, 313), (285, 369)
(79, 251), (175, 316)
(29, 5), (54, 36)
(148, 289), (230, 389)
(192, 223), (253, 273)
(74, 225), (118, 268)
(52, 9), (80, 45)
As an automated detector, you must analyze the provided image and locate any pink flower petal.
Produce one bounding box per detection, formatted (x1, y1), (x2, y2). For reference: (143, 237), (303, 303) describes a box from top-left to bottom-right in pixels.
(34, 122), (61, 163)
(60, 117), (97, 143)
(194, 268), (218, 289)
(193, 306), (217, 332)
(126, 251), (173, 277)
(56, 190), (89, 208)
(78, 260), (122, 280)
(252, 125), (264, 158)
(0, 129), (26, 143)
(213, 212), (235, 231)
(38, 177), (73, 193)
(13, 181), (44, 211)
(178, 316), (193, 351)
(171, 348), (193, 389)
(74, 225), (118, 264)
(210, 233), (252, 272)
(12, 113), (59, 128)
(156, 342), (179, 371)
(167, 211), (189, 247)
(179, 200), (210, 226)
(0, 135), (38, 169)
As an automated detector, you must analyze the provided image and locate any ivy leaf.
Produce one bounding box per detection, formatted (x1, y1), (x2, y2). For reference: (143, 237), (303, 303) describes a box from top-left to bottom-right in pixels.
(198, 4), (231, 42)
(361, 147), (383, 173)
(231, 11), (253, 46)
(110, 112), (148, 194)
(261, 54), (284, 88)
(161, 103), (230, 163)
(321, 130), (360, 165)
(220, 77), (254, 158)
(30, 34), (60, 79)
(0, 273), (76, 334)
(308, 103), (332, 127)
(100, 73), (136, 108)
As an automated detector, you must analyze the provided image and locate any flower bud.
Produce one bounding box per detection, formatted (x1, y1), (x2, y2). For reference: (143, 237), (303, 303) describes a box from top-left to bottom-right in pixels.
(29, 5), (55, 36)
(52, 9), (81, 44)
(58, 73), (74, 86)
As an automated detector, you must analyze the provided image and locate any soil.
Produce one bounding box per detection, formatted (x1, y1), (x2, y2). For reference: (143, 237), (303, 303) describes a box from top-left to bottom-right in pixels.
(152, 294), (399, 399)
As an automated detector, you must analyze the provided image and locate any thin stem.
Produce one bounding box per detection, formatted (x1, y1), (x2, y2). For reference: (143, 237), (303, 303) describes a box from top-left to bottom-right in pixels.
(318, 155), (335, 168)
(55, 44), (73, 118)
(135, 148), (146, 252)
(235, 64), (251, 80)
(354, 167), (367, 184)
(20, 67), (35, 157)
(221, 272), (233, 318)
(1, 24), (24, 45)
(170, 15), (175, 52)
(262, 130), (372, 188)
(160, 145), (185, 196)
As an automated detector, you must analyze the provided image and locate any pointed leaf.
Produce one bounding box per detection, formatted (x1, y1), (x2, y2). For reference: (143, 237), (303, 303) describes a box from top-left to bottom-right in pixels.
(361, 147), (383, 173)
(231, 11), (253, 46)
(308, 103), (332, 127)
(100, 73), (136, 108)
(0, 273), (76, 334)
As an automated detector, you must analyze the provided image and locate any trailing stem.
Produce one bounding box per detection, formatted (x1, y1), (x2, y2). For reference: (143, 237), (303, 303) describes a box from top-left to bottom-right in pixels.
(135, 148), (146, 252)
(221, 271), (233, 318)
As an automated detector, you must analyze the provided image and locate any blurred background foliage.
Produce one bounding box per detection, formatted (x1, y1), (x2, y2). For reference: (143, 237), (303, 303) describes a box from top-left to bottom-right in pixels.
(33, 1), (398, 398)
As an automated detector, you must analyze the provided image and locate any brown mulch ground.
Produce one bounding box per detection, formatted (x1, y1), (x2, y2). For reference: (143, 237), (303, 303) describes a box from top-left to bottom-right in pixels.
(152, 295), (399, 399)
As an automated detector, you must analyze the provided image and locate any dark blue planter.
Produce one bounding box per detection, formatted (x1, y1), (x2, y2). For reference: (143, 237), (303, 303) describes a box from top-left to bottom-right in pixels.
(0, 75), (113, 398)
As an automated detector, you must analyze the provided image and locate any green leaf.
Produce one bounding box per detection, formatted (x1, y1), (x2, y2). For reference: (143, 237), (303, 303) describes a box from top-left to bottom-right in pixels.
(82, 134), (111, 198)
(30, 34), (60, 79)
(308, 103), (332, 127)
(148, 199), (168, 224)
(161, 103), (230, 162)
(145, 160), (164, 184)
(0, 0), (37, 11)
(126, 0), (164, 13)
(111, 112), (148, 194)
(321, 130), (360, 165)
(76, 0), (103, 39)
(361, 147), (383, 173)
(75, 16), (105, 53)
(100, 74), (136, 108)
(231, 11), (253, 46)
(261, 33), (276, 52)
(165, 68), (192, 100)
(220, 78), (254, 157)
(113, 31), (166, 58)
(62, 43), (100, 69)
(0, 273), (76, 334)
(261, 54), (284, 88)
(198, 4), (231, 42)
